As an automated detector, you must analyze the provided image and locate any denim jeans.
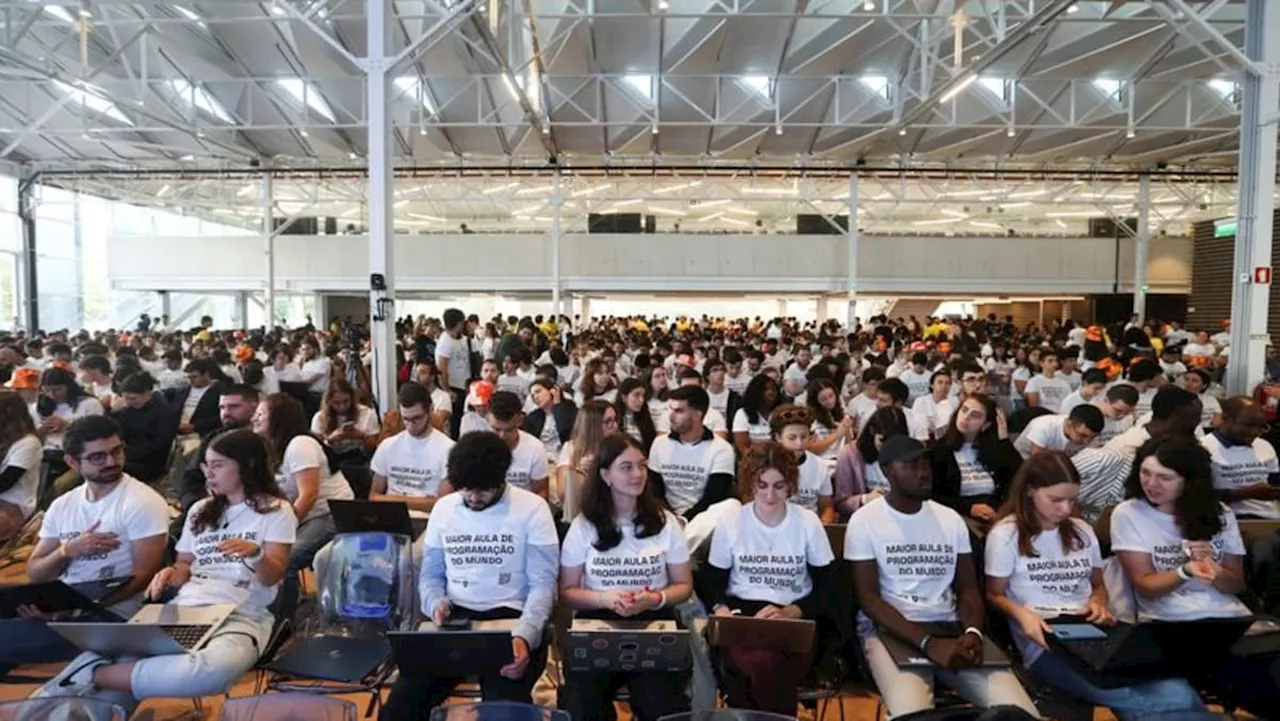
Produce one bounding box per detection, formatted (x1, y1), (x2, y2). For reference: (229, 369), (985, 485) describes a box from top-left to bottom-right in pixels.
(0, 617), (81, 667)
(1028, 649), (1208, 721)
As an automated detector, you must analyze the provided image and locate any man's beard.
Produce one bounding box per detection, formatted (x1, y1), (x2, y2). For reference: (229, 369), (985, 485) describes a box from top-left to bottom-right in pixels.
(222, 417), (247, 430)
(86, 467), (123, 484)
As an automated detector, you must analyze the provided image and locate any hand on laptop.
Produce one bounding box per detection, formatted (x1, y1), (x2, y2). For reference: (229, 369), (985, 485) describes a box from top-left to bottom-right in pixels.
(146, 565), (190, 601)
(1015, 608), (1053, 648)
(15, 603), (57, 621)
(754, 604), (802, 620)
(432, 600), (452, 626)
(1084, 598), (1114, 626)
(923, 636), (968, 670)
(955, 632), (984, 668)
(65, 521), (120, 559)
(498, 636), (530, 680)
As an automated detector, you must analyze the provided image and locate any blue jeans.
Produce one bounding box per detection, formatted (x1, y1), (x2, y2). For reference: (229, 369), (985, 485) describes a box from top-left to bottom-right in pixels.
(0, 617), (82, 667)
(1029, 649), (1207, 720)
(275, 513), (337, 619)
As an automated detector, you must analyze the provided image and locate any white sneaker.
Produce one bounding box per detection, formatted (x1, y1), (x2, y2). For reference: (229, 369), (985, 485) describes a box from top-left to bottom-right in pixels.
(28, 653), (105, 700)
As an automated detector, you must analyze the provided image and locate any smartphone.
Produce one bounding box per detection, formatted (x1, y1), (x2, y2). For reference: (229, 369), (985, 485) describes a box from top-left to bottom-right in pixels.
(1052, 623), (1108, 641)
(440, 617), (472, 631)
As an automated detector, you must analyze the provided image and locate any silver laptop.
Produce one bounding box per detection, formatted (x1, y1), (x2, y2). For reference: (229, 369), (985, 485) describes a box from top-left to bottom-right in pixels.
(49, 603), (235, 657)
(564, 618), (690, 673)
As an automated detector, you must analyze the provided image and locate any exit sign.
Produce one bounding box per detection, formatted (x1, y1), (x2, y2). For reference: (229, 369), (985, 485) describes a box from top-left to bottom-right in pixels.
(1214, 218), (1237, 237)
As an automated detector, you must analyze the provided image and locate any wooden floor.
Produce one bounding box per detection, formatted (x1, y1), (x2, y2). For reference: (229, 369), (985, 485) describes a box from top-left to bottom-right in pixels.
(0, 549), (1240, 721)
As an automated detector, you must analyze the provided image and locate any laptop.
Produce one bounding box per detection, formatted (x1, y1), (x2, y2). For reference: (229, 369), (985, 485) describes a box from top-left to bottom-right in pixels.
(49, 603), (235, 657)
(564, 618), (690, 673)
(0, 577), (130, 618)
(268, 634), (391, 683)
(706, 615), (816, 654)
(878, 623), (1011, 669)
(1048, 615), (1259, 679)
(388, 619), (517, 679)
(329, 499), (415, 538)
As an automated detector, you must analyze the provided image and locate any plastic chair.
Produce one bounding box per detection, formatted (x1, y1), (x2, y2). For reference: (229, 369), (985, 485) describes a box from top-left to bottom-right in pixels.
(0, 697), (128, 721)
(657, 712), (798, 721)
(218, 693), (358, 721)
(428, 702), (570, 721)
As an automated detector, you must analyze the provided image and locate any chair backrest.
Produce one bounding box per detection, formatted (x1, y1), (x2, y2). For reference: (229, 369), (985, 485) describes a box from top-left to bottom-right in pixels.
(428, 702), (570, 721)
(315, 530), (416, 634)
(219, 693), (357, 721)
(0, 697), (128, 721)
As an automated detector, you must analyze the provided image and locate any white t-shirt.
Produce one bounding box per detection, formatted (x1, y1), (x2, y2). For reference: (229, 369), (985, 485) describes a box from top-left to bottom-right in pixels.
(156, 367), (188, 392)
(175, 497), (298, 617)
(863, 461), (890, 494)
(1201, 433), (1280, 520)
(845, 499), (971, 626)
(704, 408), (727, 436)
(1097, 411), (1136, 446)
(791, 452), (833, 512)
(849, 394), (878, 431)
(1183, 343), (1216, 359)
(707, 388), (731, 418)
(425, 485), (558, 612)
(370, 429), (455, 518)
(497, 373), (531, 402)
(536, 412), (562, 457)
(181, 385), (209, 426)
(1014, 414), (1075, 458)
(0, 434), (42, 519)
(709, 502), (833, 607)
(39, 475), (171, 586)
(724, 372), (753, 396)
(1025, 374), (1072, 413)
(732, 408), (772, 445)
(37, 397), (106, 450)
(1198, 393), (1222, 428)
(985, 517), (1102, 664)
(1109, 499), (1251, 621)
(954, 443), (996, 497)
(434, 333), (472, 390)
(1160, 361), (1188, 379)
(648, 431), (736, 515)
(648, 398), (671, 433)
(1133, 387), (1157, 419)
(911, 395), (954, 431)
(300, 357), (332, 394)
(504, 431), (550, 492)
(783, 363), (810, 392)
(897, 369), (931, 404)
(310, 406), (379, 438)
(1058, 389), (1089, 416)
(1010, 367), (1032, 401)
(430, 388), (453, 418)
(560, 511), (689, 592)
(459, 411), (489, 436)
(275, 435), (354, 522)
(1060, 370), (1082, 392)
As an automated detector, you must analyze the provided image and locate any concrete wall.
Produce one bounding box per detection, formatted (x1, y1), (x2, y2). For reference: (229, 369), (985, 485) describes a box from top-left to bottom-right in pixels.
(108, 233), (1192, 296)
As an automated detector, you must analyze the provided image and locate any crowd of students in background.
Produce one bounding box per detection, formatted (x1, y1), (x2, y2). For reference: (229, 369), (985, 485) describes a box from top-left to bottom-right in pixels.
(0, 308), (1275, 720)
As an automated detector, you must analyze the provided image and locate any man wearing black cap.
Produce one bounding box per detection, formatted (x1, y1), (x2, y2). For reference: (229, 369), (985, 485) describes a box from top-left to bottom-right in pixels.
(844, 436), (1038, 718)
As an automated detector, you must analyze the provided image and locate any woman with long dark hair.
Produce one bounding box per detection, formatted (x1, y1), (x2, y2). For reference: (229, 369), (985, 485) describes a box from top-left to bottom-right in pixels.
(929, 393), (1021, 529)
(731, 374), (780, 455)
(832, 405), (908, 520)
(805, 378), (854, 477)
(555, 400), (621, 520)
(615, 378), (657, 452)
(704, 442), (837, 715)
(310, 377), (379, 459)
(1111, 436), (1280, 715)
(36, 366), (104, 454)
(252, 393), (353, 614)
(0, 391), (40, 541)
(559, 434), (692, 721)
(985, 451), (1205, 719)
(574, 358), (617, 406)
(38, 429), (295, 709)
(644, 365), (673, 433)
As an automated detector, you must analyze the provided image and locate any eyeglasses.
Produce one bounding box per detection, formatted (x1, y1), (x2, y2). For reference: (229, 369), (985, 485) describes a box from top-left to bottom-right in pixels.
(80, 445), (125, 465)
(601, 417), (619, 428)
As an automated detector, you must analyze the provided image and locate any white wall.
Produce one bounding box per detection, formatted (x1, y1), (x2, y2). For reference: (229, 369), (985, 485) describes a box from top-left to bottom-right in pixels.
(108, 233), (1191, 295)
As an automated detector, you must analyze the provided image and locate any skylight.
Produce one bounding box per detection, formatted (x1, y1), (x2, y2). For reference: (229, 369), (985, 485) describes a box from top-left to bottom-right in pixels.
(394, 77), (434, 112)
(1207, 79), (1239, 103)
(1093, 77), (1124, 101)
(739, 75), (773, 100)
(30, 2), (76, 23)
(168, 80), (235, 123)
(54, 80), (132, 124)
(978, 77), (1007, 101)
(622, 75), (654, 103)
(277, 78), (336, 121)
(859, 75), (891, 103)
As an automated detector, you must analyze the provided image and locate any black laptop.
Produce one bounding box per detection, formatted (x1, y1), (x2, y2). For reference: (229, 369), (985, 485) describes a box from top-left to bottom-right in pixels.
(329, 499), (415, 538)
(1048, 615), (1259, 682)
(878, 622), (1011, 668)
(388, 619), (516, 679)
(0, 577), (131, 619)
(267, 634), (392, 683)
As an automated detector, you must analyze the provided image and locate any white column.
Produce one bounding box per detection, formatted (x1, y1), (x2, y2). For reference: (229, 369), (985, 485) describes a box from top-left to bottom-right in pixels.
(580, 296), (591, 325)
(262, 172), (275, 330)
(815, 296), (828, 323)
(1226, 0), (1279, 395)
(235, 291), (249, 330)
(846, 173), (860, 330)
(366, 0), (397, 414)
(776, 299), (787, 319)
(1132, 174), (1151, 321)
(550, 173), (563, 325)
(158, 290), (171, 321)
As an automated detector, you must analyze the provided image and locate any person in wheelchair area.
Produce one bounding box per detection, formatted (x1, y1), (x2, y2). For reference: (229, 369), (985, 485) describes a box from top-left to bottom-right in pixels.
(380, 431), (558, 720)
(558, 434), (693, 721)
(32, 428), (295, 709)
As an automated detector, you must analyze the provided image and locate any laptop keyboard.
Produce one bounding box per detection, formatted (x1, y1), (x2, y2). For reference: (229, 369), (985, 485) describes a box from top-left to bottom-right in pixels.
(160, 624), (212, 649)
(1068, 638), (1113, 657)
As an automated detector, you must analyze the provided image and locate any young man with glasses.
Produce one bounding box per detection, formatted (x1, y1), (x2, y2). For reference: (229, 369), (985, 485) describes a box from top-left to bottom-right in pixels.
(0, 416), (170, 677)
(486, 391), (550, 501)
(382, 431), (558, 719)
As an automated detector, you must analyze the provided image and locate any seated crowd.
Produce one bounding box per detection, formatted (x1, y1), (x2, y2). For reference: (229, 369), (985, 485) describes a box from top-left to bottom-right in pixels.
(0, 310), (1277, 721)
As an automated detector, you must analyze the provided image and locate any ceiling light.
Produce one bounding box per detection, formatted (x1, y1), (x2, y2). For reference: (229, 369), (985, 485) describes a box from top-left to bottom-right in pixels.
(482, 182), (519, 195)
(1067, 3), (1079, 13)
(968, 220), (1002, 230)
(613, 199), (643, 207)
(940, 74), (978, 103)
(863, 0), (875, 9)
(348, 152), (358, 159)
(912, 218), (955, 226)
(720, 216), (750, 228)
(1000, 202), (1031, 209)
(1046, 210), (1102, 218)
(299, 128), (309, 137)
(653, 181), (701, 194)
(723, 206), (759, 216)
(1126, 129), (1136, 139)
(939, 208), (969, 218)
(78, 6), (91, 18)
(647, 207), (686, 217)
(774, 124), (782, 136)
(741, 187), (795, 196)
(695, 212), (724, 222)
(1006, 127), (1016, 137)
(179, 154), (195, 161)
(898, 128), (908, 136)
(418, 127), (427, 136)
(693, 199), (732, 208)
(571, 184), (610, 198)
(657, 0), (668, 10)
(270, 4), (286, 16)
